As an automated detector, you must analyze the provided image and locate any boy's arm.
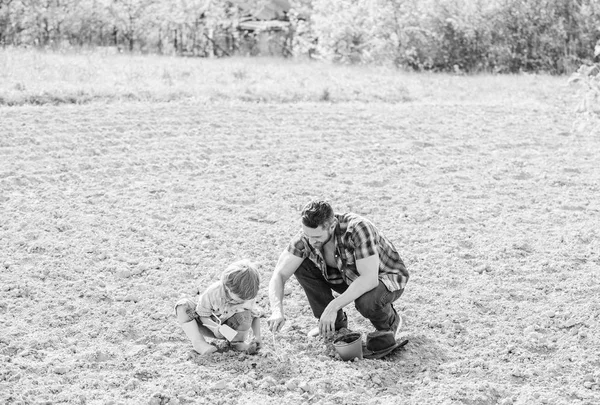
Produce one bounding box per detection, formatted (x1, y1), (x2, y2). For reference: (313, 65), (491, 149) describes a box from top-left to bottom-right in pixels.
(251, 317), (261, 344)
(199, 316), (224, 339)
(196, 285), (225, 338)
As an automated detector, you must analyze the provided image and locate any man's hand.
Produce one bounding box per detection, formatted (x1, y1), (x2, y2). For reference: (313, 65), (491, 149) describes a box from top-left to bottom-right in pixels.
(268, 251), (303, 334)
(319, 303), (338, 336)
(267, 311), (285, 333)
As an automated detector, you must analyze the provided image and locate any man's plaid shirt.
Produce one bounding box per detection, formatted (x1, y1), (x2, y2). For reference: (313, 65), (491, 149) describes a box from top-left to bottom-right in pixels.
(287, 212), (409, 292)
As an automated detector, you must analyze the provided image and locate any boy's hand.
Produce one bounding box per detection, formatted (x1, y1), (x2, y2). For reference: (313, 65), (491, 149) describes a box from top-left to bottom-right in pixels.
(245, 339), (261, 355)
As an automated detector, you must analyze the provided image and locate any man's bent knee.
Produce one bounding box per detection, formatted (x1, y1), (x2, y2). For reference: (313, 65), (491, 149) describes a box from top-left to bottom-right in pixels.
(355, 295), (383, 317)
(354, 283), (391, 315)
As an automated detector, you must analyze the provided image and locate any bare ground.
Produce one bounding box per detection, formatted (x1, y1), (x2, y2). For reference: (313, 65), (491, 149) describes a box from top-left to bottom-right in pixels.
(1, 98), (599, 405)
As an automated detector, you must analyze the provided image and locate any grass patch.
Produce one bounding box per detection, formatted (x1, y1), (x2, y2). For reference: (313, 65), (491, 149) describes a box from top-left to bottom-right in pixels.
(0, 47), (574, 107)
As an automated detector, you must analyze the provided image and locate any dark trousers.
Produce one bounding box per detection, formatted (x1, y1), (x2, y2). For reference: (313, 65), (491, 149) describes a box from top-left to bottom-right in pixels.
(294, 259), (404, 331)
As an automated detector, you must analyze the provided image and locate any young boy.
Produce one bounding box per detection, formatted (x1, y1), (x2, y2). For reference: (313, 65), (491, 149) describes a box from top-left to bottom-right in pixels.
(175, 259), (262, 354)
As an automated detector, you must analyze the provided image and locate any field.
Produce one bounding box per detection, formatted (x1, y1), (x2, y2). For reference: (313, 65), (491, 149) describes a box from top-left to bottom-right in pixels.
(1, 50), (599, 405)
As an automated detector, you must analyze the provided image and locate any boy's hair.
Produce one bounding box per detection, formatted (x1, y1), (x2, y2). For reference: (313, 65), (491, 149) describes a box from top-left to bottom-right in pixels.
(301, 200), (334, 229)
(221, 259), (260, 300)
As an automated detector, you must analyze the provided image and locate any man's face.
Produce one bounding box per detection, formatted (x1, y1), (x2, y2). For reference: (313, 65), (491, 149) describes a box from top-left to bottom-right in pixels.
(302, 221), (335, 249)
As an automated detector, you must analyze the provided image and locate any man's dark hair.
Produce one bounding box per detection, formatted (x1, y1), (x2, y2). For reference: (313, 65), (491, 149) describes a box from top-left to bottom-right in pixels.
(301, 200), (334, 228)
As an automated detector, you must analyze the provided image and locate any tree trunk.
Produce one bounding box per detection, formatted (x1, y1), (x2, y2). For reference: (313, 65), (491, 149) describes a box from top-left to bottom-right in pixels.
(193, 18), (198, 55)
(157, 27), (162, 54)
(173, 28), (178, 54)
(128, 15), (134, 51)
(179, 27), (183, 53)
(43, 17), (50, 46)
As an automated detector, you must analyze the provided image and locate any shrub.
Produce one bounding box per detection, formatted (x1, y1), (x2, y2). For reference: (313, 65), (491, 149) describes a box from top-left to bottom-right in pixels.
(303, 0), (600, 73)
(569, 59), (600, 134)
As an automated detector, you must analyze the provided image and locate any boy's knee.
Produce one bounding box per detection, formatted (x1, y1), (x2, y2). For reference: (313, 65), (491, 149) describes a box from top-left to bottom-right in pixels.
(236, 322), (252, 332)
(225, 310), (252, 331)
(175, 298), (196, 323)
(175, 305), (190, 323)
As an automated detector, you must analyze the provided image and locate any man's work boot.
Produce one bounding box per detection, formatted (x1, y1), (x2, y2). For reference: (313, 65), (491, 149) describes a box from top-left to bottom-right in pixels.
(389, 307), (403, 336)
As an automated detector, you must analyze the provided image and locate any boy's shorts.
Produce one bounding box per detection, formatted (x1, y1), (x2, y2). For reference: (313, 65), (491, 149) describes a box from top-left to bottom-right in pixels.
(175, 297), (252, 338)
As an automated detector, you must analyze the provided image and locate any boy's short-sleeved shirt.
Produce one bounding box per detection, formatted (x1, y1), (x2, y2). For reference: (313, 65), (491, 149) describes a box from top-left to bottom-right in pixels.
(195, 282), (262, 322)
(286, 212), (409, 292)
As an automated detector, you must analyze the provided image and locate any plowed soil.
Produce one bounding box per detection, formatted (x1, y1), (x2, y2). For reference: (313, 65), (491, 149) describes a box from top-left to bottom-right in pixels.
(1, 95), (599, 404)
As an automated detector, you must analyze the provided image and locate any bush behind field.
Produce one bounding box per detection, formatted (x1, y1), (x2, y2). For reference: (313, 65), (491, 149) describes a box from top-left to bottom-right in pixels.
(0, 0), (598, 74)
(0, 48), (573, 107)
(308, 0), (599, 74)
(569, 63), (600, 134)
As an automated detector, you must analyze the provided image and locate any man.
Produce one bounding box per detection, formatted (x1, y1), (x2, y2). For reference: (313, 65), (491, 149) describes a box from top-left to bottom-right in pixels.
(268, 200), (409, 355)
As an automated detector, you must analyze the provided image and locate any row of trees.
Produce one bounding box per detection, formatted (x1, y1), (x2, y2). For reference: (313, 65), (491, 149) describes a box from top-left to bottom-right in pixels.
(1, 0), (599, 73)
(305, 0), (600, 73)
(0, 0), (243, 56)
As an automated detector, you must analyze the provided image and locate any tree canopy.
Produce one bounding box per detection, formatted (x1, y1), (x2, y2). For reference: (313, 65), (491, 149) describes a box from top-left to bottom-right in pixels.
(1, 0), (598, 73)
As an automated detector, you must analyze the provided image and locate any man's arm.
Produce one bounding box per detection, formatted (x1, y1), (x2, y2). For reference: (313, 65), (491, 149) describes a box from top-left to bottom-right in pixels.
(318, 254), (380, 335)
(268, 249), (304, 332)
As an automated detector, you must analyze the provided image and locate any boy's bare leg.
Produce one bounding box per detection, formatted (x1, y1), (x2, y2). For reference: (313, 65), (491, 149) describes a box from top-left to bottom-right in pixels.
(250, 317), (261, 345)
(231, 317), (262, 352)
(224, 310), (254, 351)
(176, 306), (217, 355)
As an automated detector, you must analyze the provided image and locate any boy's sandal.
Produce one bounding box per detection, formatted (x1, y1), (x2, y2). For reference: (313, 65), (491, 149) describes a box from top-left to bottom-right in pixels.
(191, 343), (223, 356)
(229, 341), (248, 351)
(244, 341), (260, 355)
(228, 341), (261, 355)
(213, 345), (228, 354)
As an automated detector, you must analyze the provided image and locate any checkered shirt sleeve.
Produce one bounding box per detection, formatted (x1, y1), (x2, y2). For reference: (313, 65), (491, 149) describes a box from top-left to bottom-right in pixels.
(350, 219), (379, 259)
(286, 231), (309, 258)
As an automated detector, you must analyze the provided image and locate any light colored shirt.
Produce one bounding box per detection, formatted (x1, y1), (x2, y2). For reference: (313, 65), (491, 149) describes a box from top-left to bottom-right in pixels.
(195, 281), (261, 322)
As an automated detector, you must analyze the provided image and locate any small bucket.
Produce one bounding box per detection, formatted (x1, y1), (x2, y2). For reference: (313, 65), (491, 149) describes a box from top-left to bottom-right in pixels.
(333, 332), (363, 361)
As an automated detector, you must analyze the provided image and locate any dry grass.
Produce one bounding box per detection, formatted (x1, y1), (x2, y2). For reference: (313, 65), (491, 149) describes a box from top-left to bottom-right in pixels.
(0, 47), (573, 107)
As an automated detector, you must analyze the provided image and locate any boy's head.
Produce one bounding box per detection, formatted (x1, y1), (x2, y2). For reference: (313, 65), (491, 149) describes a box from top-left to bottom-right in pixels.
(221, 259), (260, 301)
